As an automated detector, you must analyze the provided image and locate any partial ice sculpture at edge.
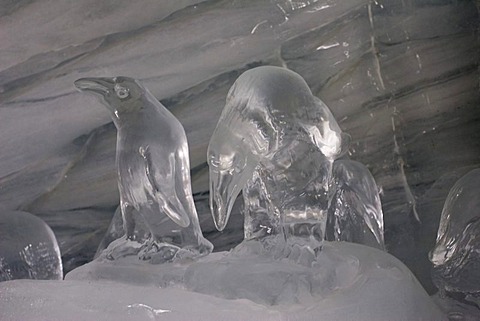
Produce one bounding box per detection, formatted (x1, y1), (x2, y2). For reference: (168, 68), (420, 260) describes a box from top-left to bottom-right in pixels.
(430, 168), (480, 300)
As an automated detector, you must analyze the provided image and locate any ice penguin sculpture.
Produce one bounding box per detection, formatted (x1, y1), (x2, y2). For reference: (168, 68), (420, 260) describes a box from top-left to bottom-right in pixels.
(208, 66), (350, 247)
(74, 77), (213, 263)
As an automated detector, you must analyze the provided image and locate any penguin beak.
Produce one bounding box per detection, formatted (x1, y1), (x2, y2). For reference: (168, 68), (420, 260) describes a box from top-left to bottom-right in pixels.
(209, 168), (241, 231)
(74, 77), (115, 96)
(209, 156), (256, 232)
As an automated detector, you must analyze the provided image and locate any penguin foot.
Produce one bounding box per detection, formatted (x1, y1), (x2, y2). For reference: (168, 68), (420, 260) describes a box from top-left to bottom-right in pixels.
(104, 237), (143, 260)
(138, 241), (181, 264)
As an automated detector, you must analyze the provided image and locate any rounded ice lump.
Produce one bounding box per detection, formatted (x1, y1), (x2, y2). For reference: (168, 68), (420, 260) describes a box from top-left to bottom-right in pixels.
(0, 210), (62, 281)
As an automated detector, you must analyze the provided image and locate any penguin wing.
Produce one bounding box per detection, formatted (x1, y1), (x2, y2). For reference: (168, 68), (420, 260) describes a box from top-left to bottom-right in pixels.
(142, 145), (191, 228)
(330, 160), (384, 249)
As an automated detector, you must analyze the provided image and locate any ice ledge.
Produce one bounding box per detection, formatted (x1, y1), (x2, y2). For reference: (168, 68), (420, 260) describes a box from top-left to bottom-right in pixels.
(0, 241), (445, 320)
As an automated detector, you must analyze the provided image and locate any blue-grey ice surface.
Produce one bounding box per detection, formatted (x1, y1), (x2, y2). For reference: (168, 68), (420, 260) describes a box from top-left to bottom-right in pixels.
(75, 77), (212, 263)
(430, 168), (480, 304)
(207, 66), (384, 251)
(0, 210), (62, 281)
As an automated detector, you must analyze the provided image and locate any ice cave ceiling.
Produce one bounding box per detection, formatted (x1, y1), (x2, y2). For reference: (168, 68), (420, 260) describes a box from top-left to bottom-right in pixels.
(0, 0), (479, 294)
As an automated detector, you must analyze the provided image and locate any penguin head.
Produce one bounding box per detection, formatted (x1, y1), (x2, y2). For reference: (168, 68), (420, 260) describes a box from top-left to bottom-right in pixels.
(74, 76), (144, 113)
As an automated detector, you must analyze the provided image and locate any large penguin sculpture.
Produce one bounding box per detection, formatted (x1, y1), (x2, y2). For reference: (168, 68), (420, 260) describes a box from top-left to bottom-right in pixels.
(207, 66), (350, 244)
(75, 77), (213, 263)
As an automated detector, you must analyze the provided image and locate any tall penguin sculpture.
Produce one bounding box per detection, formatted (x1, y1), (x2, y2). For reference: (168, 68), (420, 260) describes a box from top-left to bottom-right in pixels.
(75, 77), (213, 263)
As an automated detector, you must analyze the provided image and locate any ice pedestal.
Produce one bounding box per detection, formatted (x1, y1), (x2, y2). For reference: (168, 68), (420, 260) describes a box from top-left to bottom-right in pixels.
(0, 241), (445, 321)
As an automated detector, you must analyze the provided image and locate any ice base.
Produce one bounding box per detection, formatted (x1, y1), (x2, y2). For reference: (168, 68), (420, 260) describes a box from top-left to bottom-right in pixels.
(433, 294), (480, 321)
(0, 241), (445, 321)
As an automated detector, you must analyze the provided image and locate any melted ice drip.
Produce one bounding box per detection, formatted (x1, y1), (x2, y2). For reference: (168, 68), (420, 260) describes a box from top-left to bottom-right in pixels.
(208, 66), (351, 246)
(326, 159), (385, 250)
(0, 211), (62, 281)
(430, 168), (480, 301)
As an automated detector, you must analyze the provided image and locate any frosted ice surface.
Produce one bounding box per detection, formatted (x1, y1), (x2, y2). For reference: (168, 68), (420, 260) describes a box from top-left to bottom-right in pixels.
(75, 77), (212, 263)
(326, 159), (385, 250)
(0, 211), (62, 281)
(430, 168), (480, 299)
(208, 66), (350, 244)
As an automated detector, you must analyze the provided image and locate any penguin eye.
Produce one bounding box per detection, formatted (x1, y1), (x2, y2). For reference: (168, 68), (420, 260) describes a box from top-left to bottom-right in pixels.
(114, 84), (130, 99)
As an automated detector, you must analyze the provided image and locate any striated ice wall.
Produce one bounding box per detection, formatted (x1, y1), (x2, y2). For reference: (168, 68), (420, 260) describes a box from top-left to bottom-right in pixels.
(0, 0), (478, 293)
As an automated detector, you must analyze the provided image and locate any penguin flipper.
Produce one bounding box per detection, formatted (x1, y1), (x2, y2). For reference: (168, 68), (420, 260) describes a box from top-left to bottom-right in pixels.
(142, 145), (191, 228)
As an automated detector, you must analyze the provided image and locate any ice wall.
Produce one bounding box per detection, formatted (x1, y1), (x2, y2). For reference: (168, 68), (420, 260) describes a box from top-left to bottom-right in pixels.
(0, 0), (478, 293)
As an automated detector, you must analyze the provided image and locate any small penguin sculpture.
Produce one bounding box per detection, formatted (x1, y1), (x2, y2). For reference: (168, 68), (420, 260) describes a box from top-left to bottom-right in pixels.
(75, 77), (213, 263)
